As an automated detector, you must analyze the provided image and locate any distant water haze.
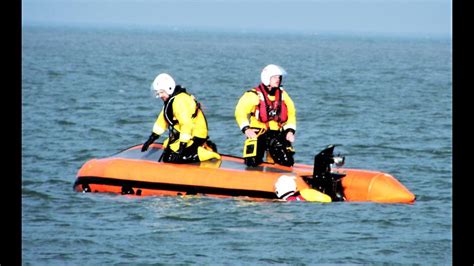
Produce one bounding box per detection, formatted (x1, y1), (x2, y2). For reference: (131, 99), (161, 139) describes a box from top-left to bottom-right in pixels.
(22, 0), (452, 37)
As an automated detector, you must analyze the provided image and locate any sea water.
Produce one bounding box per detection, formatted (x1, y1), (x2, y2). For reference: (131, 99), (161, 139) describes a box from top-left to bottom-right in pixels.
(22, 25), (452, 264)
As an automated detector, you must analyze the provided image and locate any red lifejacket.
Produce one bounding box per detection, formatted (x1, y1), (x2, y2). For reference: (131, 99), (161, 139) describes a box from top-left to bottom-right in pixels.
(254, 84), (288, 124)
(286, 194), (306, 201)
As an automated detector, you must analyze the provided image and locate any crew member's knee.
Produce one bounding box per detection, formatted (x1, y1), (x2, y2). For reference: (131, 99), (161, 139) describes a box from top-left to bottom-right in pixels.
(162, 151), (179, 163)
(272, 151), (294, 166)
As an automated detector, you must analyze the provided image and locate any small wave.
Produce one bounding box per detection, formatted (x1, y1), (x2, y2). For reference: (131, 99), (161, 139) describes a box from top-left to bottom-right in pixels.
(125, 212), (145, 221)
(161, 215), (207, 222)
(258, 257), (288, 264)
(47, 70), (62, 77)
(22, 187), (52, 200)
(55, 119), (76, 126)
(115, 118), (146, 125)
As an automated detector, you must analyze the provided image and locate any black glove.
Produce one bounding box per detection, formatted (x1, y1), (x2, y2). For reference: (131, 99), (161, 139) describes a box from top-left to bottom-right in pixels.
(141, 132), (160, 152)
(168, 142), (186, 162)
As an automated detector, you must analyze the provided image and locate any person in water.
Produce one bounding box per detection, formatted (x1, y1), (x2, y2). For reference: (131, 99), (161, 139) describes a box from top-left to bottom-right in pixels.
(235, 64), (296, 167)
(274, 175), (332, 202)
(141, 73), (220, 163)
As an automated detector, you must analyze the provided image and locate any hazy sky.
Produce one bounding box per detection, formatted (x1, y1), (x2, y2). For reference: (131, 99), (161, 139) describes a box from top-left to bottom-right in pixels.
(22, 0), (452, 36)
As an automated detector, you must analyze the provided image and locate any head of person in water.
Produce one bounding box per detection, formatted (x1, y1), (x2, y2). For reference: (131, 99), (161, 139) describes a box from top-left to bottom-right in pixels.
(274, 175), (297, 200)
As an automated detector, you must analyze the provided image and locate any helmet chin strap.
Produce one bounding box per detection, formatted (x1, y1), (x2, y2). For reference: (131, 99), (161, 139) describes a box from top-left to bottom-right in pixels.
(279, 190), (296, 200)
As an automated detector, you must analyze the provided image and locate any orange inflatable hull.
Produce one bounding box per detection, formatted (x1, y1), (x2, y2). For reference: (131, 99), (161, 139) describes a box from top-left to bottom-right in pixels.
(74, 144), (415, 203)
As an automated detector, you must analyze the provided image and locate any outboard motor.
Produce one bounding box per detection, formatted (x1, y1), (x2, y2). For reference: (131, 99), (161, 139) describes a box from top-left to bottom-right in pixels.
(308, 144), (346, 201)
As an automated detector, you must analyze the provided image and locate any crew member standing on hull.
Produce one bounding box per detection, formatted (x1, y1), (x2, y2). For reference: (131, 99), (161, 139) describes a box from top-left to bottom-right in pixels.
(141, 73), (220, 163)
(234, 64), (296, 167)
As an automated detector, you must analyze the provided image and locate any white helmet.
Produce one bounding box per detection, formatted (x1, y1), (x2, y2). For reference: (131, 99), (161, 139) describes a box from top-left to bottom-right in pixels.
(261, 64), (287, 86)
(274, 175), (297, 199)
(151, 73), (176, 96)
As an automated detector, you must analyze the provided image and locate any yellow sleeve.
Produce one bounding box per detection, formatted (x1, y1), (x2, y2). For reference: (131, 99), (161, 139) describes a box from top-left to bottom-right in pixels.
(172, 94), (196, 142)
(152, 111), (167, 135)
(235, 91), (259, 130)
(282, 91), (296, 131)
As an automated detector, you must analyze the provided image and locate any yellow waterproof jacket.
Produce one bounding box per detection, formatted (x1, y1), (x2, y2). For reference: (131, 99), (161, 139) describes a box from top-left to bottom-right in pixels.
(152, 92), (208, 145)
(235, 87), (296, 131)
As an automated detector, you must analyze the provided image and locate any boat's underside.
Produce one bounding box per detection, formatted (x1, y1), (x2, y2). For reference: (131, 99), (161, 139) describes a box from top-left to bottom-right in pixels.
(74, 144), (416, 203)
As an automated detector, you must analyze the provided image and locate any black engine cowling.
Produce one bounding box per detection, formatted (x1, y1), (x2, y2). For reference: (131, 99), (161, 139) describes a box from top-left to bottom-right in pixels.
(304, 144), (346, 201)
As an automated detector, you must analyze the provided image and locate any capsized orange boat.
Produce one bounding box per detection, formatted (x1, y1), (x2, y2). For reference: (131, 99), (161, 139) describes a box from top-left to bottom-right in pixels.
(74, 144), (416, 203)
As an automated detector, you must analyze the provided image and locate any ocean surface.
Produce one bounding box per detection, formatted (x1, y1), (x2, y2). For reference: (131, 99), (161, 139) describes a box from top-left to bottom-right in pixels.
(22, 25), (452, 265)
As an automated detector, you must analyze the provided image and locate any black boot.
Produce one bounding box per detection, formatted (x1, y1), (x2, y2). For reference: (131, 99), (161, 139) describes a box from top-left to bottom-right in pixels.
(244, 157), (262, 167)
